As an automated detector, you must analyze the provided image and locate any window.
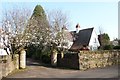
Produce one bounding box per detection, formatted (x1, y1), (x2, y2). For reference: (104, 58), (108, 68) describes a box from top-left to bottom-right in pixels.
(94, 38), (97, 43)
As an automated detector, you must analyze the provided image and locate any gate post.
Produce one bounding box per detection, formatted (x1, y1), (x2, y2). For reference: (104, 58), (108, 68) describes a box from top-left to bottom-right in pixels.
(19, 49), (26, 69)
(0, 58), (2, 80)
(51, 49), (57, 67)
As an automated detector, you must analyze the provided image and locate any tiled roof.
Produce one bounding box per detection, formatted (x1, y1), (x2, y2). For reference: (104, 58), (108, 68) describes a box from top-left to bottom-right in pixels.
(70, 27), (94, 51)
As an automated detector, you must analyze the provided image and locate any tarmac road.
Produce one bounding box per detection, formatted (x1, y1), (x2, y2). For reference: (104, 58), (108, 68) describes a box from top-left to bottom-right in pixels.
(3, 58), (119, 79)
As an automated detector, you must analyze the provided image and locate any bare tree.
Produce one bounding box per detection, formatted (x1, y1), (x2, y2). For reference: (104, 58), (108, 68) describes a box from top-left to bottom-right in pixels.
(47, 9), (70, 48)
(1, 8), (31, 53)
(98, 26), (104, 35)
(46, 10), (71, 65)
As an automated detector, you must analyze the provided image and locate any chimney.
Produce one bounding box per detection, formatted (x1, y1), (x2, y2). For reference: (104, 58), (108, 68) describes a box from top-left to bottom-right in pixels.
(76, 23), (80, 33)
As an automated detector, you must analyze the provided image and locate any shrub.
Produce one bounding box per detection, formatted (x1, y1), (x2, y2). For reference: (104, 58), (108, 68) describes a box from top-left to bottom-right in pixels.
(41, 55), (51, 64)
(113, 46), (120, 50)
(103, 45), (113, 50)
(26, 44), (36, 58)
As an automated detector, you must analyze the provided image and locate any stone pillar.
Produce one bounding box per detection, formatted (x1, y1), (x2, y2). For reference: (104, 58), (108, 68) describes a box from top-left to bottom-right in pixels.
(0, 60), (2, 80)
(14, 54), (19, 69)
(61, 51), (64, 59)
(51, 49), (57, 67)
(2, 56), (8, 77)
(7, 55), (11, 74)
(19, 49), (26, 69)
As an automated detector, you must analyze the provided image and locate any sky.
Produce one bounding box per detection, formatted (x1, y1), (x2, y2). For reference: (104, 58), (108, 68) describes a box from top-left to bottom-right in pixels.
(0, 0), (119, 41)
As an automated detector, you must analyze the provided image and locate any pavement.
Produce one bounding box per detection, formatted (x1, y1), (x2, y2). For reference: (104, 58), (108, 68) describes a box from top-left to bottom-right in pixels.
(2, 58), (119, 79)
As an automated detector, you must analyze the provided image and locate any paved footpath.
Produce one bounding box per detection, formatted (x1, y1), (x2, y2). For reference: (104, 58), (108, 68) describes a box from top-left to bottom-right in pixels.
(3, 58), (119, 78)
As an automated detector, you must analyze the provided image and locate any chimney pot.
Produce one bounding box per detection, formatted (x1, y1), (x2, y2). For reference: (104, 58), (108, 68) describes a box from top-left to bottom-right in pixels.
(76, 23), (80, 33)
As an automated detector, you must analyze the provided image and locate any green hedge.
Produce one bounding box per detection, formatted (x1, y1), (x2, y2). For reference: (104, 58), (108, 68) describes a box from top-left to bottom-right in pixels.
(103, 45), (113, 50)
(41, 55), (51, 64)
(113, 46), (120, 50)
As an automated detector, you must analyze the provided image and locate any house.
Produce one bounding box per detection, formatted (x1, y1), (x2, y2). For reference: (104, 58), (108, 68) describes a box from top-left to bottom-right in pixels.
(0, 28), (11, 55)
(112, 39), (119, 46)
(59, 26), (73, 49)
(69, 24), (100, 51)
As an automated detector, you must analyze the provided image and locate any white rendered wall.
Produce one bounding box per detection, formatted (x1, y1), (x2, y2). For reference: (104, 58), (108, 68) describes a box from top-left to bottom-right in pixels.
(89, 29), (100, 51)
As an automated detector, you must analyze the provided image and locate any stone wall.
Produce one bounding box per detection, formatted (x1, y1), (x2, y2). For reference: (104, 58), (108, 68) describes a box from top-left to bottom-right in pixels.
(79, 50), (119, 70)
(57, 50), (119, 70)
(0, 60), (2, 80)
(0, 54), (19, 80)
(57, 53), (79, 69)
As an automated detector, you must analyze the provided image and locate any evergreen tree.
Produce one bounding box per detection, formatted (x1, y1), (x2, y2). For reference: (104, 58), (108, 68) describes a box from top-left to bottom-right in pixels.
(32, 5), (46, 19)
(24, 5), (52, 59)
(25, 4), (51, 44)
(100, 33), (110, 46)
(98, 33), (111, 50)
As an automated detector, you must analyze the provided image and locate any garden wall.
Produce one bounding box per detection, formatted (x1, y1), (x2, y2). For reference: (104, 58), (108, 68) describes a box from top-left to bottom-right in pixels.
(57, 52), (79, 69)
(57, 50), (119, 70)
(0, 54), (19, 80)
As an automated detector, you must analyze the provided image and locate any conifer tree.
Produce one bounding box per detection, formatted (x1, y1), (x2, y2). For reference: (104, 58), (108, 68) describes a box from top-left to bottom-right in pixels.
(24, 5), (51, 59)
(25, 5), (51, 45)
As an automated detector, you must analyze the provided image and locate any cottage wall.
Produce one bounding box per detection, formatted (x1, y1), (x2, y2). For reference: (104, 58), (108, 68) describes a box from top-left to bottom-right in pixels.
(89, 29), (100, 51)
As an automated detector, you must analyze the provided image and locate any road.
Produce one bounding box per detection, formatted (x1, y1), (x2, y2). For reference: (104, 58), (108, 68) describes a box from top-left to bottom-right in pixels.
(2, 58), (119, 79)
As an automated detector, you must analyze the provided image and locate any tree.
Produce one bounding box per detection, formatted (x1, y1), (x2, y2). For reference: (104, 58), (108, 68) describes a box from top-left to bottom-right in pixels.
(47, 10), (71, 65)
(101, 33), (110, 45)
(47, 10), (70, 48)
(26, 5), (51, 44)
(98, 26), (104, 35)
(24, 5), (52, 59)
(98, 26), (111, 48)
(1, 8), (31, 54)
(32, 5), (46, 19)
(98, 33), (110, 49)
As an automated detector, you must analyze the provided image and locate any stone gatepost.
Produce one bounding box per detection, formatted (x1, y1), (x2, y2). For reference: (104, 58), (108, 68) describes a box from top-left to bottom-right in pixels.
(61, 51), (64, 59)
(14, 54), (19, 69)
(2, 55), (8, 77)
(0, 58), (2, 80)
(19, 49), (26, 69)
(51, 49), (57, 67)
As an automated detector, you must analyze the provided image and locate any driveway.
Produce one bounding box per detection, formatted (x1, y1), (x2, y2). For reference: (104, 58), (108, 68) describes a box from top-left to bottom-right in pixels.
(2, 58), (119, 79)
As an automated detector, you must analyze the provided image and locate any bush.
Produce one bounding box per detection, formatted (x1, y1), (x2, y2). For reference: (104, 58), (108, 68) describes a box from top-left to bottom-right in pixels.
(26, 44), (36, 58)
(103, 45), (113, 50)
(41, 55), (51, 64)
(113, 46), (120, 50)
